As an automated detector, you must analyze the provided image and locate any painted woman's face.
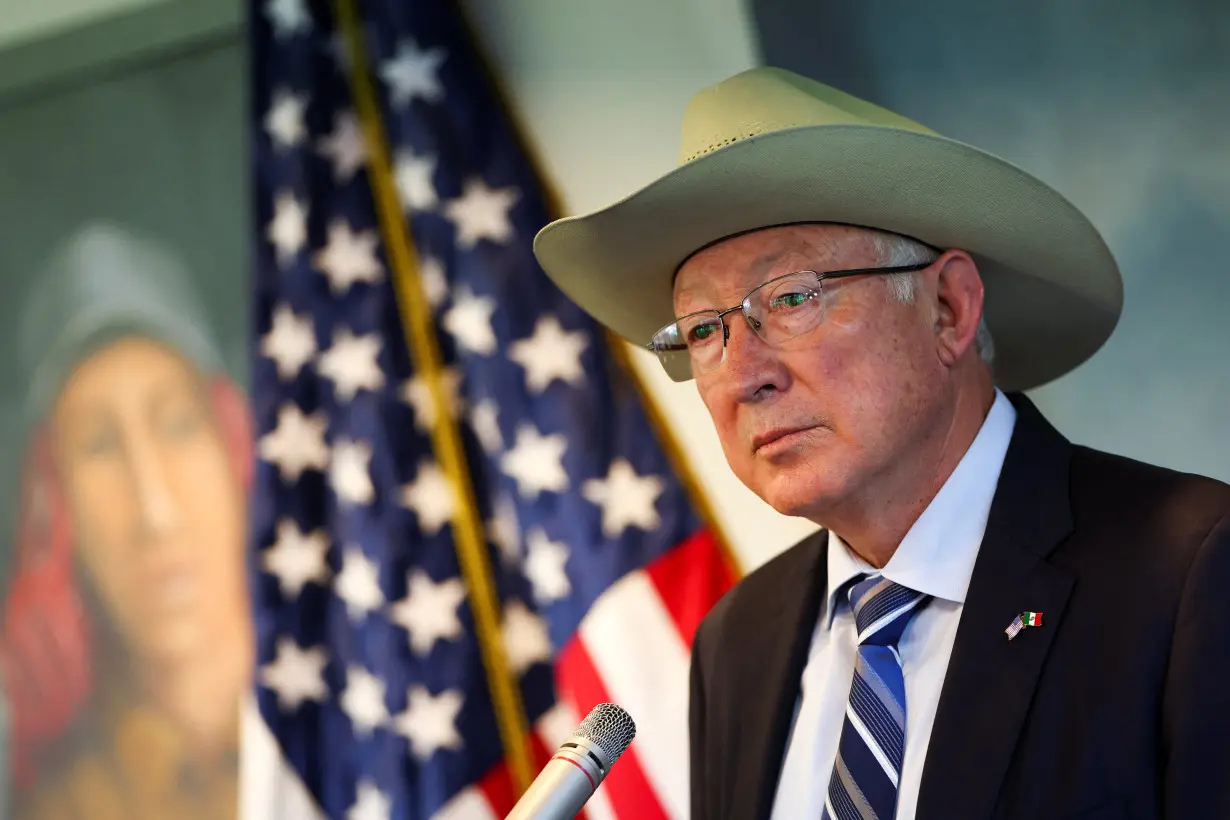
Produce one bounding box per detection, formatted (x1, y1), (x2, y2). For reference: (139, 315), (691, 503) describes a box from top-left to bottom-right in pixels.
(50, 337), (248, 666)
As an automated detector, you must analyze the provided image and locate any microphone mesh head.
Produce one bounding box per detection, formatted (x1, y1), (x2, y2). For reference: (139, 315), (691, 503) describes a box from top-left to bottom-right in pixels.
(575, 703), (636, 762)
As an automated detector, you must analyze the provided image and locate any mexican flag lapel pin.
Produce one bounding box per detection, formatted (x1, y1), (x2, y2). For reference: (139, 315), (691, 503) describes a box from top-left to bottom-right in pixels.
(1005, 611), (1044, 641)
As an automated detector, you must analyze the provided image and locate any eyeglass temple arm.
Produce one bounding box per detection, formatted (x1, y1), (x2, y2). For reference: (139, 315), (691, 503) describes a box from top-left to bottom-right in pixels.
(820, 261), (932, 281)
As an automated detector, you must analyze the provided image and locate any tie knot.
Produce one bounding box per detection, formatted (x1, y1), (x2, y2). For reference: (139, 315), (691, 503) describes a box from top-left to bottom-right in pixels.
(848, 575), (929, 648)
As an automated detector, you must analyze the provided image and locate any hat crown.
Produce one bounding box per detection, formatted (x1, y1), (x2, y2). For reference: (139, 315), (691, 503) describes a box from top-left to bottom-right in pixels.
(678, 66), (937, 165)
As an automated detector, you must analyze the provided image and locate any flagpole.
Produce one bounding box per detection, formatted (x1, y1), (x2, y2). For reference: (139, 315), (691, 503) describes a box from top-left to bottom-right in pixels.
(332, 0), (534, 794)
(457, 9), (744, 581)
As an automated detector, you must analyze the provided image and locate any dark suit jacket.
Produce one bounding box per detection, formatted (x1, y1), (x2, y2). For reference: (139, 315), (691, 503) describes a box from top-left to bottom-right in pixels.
(688, 393), (1230, 820)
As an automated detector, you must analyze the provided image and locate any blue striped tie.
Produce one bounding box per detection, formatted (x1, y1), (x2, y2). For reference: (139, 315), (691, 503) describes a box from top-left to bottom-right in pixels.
(823, 576), (930, 820)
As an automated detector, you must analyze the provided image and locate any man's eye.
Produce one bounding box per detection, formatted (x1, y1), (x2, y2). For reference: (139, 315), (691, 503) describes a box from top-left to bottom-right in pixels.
(689, 323), (720, 343)
(770, 292), (809, 310)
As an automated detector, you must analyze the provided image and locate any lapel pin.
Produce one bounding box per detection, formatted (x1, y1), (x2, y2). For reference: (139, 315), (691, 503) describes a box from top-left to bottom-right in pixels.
(1005, 611), (1044, 641)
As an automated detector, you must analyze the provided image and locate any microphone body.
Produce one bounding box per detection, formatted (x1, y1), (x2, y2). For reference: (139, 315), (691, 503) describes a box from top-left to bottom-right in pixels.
(506, 703), (636, 820)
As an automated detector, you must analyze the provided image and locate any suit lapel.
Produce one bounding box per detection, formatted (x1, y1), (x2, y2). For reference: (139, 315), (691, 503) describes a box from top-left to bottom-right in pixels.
(915, 394), (1077, 820)
(726, 530), (828, 820)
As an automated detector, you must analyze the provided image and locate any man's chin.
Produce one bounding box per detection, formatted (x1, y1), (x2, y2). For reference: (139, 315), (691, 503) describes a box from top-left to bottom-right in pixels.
(758, 468), (844, 521)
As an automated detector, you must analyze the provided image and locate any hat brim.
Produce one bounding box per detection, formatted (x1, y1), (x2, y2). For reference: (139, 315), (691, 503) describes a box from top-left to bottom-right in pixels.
(533, 124), (1122, 392)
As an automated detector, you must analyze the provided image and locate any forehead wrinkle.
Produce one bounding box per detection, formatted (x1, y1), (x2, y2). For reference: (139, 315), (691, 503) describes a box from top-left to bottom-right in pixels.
(675, 239), (810, 302)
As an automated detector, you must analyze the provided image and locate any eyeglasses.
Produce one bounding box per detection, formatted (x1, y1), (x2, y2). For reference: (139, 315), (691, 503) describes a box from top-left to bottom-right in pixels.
(647, 263), (932, 382)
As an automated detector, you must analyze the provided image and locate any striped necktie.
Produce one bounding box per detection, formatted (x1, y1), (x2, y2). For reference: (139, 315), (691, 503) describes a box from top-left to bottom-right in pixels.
(823, 575), (930, 820)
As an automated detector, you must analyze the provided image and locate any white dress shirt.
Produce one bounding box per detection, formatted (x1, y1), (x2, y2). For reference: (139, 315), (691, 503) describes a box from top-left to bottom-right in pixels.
(769, 389), (1017, 820)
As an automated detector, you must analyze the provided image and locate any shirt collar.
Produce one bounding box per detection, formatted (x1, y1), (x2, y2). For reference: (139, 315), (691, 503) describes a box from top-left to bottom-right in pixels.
(823, 388), (1017, 623)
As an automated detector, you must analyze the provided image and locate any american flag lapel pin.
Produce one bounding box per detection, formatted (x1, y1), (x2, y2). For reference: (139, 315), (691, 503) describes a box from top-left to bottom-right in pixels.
(1005, 611), (1043, 641)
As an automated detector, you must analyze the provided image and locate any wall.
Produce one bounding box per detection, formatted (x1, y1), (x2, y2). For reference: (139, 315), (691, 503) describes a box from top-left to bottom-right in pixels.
(0, 0), (168, 48)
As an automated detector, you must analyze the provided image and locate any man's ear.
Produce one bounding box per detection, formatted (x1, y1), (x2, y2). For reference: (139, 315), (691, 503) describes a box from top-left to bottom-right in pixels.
(929, 250), (985, 368)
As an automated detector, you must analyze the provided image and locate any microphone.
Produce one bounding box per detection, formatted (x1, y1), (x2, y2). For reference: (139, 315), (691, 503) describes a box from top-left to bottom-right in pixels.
(505, 702), (636, 819)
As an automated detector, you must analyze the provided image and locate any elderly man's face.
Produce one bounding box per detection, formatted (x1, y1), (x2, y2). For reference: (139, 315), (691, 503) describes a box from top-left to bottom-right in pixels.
(50, 337), (249, 666)
(674, 224), (953, 521)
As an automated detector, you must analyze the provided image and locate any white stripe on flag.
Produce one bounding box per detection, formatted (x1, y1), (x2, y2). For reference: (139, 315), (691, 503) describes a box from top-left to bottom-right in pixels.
(240, 696), (328, 820)
(578, 569), (691, 820)
(432, 786), (499, 820)
(537, 701), (617, 820)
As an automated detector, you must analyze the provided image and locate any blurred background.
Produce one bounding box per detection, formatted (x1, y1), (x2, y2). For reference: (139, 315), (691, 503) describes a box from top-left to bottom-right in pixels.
(0, 0), (1224, 817)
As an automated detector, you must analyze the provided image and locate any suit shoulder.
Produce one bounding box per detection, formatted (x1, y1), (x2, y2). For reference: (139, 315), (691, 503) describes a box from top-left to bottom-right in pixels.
(1071, 445), (1230, 529)
(693, 529), (825, 653)
(1065, 445), (1230, 587)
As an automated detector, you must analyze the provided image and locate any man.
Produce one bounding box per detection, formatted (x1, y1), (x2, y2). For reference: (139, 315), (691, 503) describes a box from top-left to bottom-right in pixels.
(532, 67), (1230, 819)
(1, 223), (253, 819)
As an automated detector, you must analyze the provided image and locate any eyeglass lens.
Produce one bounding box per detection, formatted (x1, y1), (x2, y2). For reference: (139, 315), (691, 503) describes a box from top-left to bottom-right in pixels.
(652, 271), (825, 376)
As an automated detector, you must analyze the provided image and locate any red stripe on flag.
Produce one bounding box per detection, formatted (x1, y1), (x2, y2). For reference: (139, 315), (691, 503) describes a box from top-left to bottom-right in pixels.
(476, 732), (590, 819)
(556, 637), (670, 820)
(643, 528), (736, 650)
(473, 531), (732, 818)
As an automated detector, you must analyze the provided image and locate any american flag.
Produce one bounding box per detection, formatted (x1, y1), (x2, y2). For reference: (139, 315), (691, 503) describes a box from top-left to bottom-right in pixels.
(248, 0), (736, 818)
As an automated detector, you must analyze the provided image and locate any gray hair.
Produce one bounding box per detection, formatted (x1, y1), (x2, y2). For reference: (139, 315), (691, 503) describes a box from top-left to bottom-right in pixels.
(869, 230), (996, 367)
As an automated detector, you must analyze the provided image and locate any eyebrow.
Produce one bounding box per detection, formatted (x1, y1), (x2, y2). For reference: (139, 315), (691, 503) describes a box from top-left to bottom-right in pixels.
(674, 242), (817, 305)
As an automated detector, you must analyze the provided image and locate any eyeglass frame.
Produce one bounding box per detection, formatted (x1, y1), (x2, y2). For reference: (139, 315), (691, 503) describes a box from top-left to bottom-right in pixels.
(646, 261), (934, 379)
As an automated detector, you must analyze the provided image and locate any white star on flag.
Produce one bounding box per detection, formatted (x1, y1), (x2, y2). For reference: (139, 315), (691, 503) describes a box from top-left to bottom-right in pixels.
(379, 38), (446, 107)
(264, 0), (311, 39)
(314, 218), (383, 294)
(260, 637), (329, 712)
(399, 460), (456, 536)
(262, 303), (316, 381)
(259, 403), (330, 482)
(509, 315), (589, 393)
(394, 151), (438, 211)
(469, 399), (504, 455)
(395, 686), (464, 761)
(266, 190), (308, 267)
(444, 177), (519, 249)
(264, 89), (308, 150)
(330, 438), (375, 506)
(347, 780), (391, 820)
(582, 458), (665, 537)
(317, 110), (367, 182)
(501, 423), (569, 500)
(487, 493), (521, 564)
(442, 286), (497, 355)
(525, 528), (571, 604)
(340, 665), (389, 738)
(335, 545), (385, 621)
(389, 570), (466, 656)
(400, 367), (462, 433)
(264, 518), (330, 598)
(417, 254), (449, 308)
(502, 600), (553, 676)
(318, 326), (384, 401)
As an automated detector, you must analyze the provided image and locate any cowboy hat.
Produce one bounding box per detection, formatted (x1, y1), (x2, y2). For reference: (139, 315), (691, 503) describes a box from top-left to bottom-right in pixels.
(532, 66), (1123, 392)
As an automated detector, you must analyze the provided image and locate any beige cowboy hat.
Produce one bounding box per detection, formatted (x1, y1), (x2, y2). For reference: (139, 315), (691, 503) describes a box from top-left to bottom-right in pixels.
(532, 66), (1123, 392)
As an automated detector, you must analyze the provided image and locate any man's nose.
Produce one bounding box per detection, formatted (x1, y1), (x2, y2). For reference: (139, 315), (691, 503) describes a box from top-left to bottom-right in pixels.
(721, 312), (780, 399)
